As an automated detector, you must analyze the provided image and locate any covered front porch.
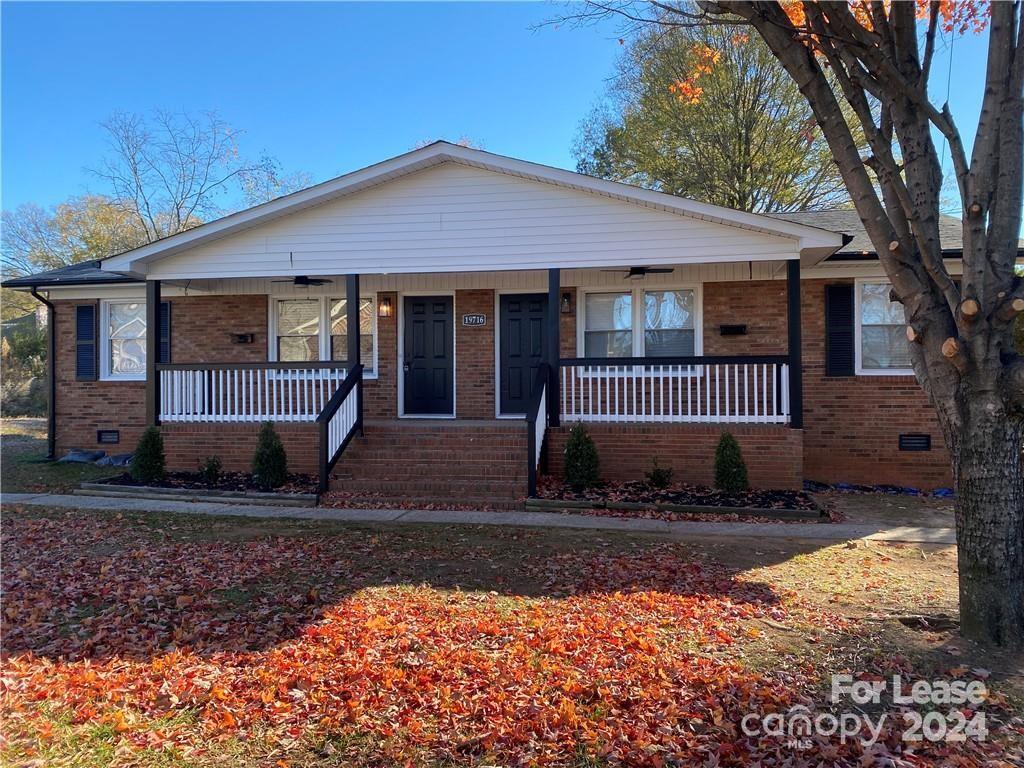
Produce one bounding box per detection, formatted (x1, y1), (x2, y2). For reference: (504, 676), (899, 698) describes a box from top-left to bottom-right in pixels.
(141, 261), (806, 497)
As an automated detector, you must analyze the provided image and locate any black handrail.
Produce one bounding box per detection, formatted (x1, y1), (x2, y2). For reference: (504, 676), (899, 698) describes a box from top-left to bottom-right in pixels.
(316, 364), (364, 494)
(525, 362), (551, 498)
(560, 355), (789, 367)
(157, 361), (349, 371)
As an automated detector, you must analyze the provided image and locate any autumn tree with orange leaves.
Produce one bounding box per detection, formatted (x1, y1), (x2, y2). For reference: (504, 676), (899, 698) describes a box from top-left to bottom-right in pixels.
(569, 0), (1024, 650)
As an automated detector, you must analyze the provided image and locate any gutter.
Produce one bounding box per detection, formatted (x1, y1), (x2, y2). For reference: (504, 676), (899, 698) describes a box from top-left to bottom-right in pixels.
(29, 288), (56, 460)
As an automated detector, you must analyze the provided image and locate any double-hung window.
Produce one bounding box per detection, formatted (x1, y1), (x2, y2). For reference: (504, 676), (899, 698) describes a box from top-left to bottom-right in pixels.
(856, 280), (913, 374)
(273, 296), (376, 374)
(101, 300), (147, 380)
(583, 291), (633, 357)
(581, 287), (699, 359)
(329, 298), (375, 365)
(644, 289), (696, 357)
(275, 299), (321, 362)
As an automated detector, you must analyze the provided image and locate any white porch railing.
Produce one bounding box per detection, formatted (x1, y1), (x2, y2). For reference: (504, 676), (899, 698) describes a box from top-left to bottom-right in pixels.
(559, 356), (790, 424)
(157, 363), (348, 422)
(317, 364), (363, 492)
(526, 363), (550, 497)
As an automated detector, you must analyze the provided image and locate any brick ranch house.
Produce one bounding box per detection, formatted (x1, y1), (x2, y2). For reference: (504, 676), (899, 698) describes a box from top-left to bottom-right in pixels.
(5, 141), (983, 505)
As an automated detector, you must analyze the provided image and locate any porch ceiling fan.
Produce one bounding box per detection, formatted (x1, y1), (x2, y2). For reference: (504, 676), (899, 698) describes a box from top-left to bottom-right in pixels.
(271, 275), (334, 287)
(601, 266), (675, 280)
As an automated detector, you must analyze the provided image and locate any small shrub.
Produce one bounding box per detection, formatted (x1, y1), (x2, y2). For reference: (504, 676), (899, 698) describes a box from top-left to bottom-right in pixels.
(252, 421), (288, 490)
(564, 422), (600, 491)
(131, 426), (165, 483)
(645, 458), (674, 489)
(198, 455), (223, 485)
(714, 431), (749, 493)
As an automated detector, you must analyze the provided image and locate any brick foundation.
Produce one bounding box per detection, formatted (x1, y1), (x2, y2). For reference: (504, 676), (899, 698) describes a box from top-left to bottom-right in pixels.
(161, 422), (319, 475)
(546, 423), (804, 490)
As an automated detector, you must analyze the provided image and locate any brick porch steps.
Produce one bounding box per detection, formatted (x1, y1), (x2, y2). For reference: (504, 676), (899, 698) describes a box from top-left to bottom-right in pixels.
(329, 419), (529, 507)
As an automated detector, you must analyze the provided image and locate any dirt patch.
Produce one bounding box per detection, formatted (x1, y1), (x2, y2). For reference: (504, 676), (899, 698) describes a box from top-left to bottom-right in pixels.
(823, 492), (955, 528)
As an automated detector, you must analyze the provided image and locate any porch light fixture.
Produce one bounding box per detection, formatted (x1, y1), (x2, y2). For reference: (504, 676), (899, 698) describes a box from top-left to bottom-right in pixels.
(378, 296), (393, 318)
(560, 292), (572, 314)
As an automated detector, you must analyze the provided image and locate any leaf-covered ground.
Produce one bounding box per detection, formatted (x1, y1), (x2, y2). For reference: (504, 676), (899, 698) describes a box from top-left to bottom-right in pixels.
(1, 506), (1020, 767)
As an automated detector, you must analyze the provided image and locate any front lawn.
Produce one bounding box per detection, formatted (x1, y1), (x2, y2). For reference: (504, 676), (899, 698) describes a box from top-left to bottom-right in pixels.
(0, 419), (116, 493)
(1, 505), (1020, 767)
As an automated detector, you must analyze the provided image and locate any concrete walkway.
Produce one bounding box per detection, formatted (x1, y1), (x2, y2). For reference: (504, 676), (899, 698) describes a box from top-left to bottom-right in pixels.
(0, 492), (957, 545)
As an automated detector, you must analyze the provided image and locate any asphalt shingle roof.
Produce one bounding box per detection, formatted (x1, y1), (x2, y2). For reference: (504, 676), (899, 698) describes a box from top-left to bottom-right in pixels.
(769, 210), (970, 257)
(1, 259), (140, 289)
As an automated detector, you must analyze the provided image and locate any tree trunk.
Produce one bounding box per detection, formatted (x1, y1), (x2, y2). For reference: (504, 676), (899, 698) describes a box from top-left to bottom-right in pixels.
(945, 401), (1024, 651)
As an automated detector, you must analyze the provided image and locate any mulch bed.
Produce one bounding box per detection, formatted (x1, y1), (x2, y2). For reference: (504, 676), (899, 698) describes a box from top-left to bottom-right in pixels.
(537, 477), (818, 511)
(102, 470), (318, 495)
(570, 505), (833, 524)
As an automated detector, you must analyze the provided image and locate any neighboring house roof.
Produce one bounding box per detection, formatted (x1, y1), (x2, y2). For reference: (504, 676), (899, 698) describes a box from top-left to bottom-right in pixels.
(2, 259), (141, 289)
(93, 141), (843, 278)
(771, 210), (1024, 259)
(1, 310), (44, 337)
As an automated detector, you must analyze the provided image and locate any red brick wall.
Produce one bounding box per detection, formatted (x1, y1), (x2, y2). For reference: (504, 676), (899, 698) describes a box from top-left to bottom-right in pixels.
(547, 423), (803, 490)
(560, 287), (577, 358)
(162, 422), (318, 475)
(51, 280), (953, 491)
(702, 280), (787, 355)
(455, 289), (496, 418)
(800, 278), (951, 488)
(52, 300), (148, 455)
(364, 291), (397, 419)
(169, 295), (269, 363)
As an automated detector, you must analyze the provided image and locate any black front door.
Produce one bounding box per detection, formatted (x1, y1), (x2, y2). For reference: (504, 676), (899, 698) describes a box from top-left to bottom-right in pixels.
(403, 296), (454, 415)
(499, 293), (547, 415)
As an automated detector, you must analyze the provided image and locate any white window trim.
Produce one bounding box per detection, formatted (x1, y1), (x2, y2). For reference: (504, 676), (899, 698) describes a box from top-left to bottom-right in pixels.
(268, 295), (378, 378)
(575, 284), (703, 363)
(100, 298), (147, 382)
(854, 277), (915, 376)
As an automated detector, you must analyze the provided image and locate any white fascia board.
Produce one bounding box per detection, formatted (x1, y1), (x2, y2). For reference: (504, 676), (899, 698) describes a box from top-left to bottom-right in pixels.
(102, 142), (844, 276)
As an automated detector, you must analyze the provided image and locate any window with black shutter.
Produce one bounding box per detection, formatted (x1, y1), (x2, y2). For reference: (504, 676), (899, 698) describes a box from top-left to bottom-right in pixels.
(825, 284), (855, 376)
(75, 304), (98, 381)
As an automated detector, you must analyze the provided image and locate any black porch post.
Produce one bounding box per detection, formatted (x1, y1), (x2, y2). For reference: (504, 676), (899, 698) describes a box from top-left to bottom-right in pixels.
(145, 279), (161, 426)
(547, 268), (560, 426)
(786, 259), (803, 429)
(346, 274), (361, 369)
(30, 289), (56, 458)
(346, 273), (363, 434)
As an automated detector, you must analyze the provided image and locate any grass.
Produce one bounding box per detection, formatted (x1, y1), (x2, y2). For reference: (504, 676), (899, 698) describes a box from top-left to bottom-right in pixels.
(1, 418), (118, 493)
(2, 501), (1021, 767)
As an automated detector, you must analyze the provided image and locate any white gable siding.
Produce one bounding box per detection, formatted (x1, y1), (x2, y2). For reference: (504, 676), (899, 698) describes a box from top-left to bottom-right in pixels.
(146, 163), (799, 280)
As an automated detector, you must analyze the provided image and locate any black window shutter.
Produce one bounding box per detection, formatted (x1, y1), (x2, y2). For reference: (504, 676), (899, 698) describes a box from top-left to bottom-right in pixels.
(75, 304), (98, 381)
(825, 284), (855, 376)
(159, 301), (171, 364)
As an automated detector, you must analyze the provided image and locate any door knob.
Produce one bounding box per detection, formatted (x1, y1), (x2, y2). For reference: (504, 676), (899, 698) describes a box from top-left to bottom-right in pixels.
(403, 363), (411, 373)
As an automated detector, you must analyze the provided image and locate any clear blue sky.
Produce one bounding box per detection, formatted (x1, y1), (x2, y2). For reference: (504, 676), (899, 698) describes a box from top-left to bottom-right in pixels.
(1, 1), (990, 214)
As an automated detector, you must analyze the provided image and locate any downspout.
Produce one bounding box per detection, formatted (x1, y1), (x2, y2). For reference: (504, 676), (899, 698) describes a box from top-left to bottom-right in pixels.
(30, 288), (56, 460)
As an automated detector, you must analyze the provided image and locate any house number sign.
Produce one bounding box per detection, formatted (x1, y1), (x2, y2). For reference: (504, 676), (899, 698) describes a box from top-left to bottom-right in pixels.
(462, 313), (487, 327)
